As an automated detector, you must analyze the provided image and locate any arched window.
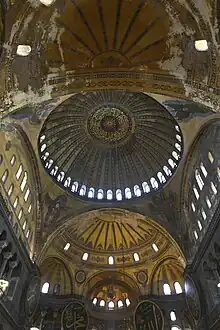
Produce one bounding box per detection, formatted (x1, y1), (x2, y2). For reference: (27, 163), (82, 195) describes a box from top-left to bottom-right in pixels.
(100, 299), (105, 307)
(152, 243), (159, 252)
(168, 158), (177, 169)
(10, 155), (16, 166)
(107, 190), (113, 200)
(163, 283), (171, 295)
(108, 256), (114, 265)
(125, 298), (131, 307)
(150, 178), (158, 190)
(8, 184), (14, 196)
(41, 282), (50, 294)
(198, 220), (202, 231)
(171, 327), (181, 330)
(97, 189), (104, 200)
(201, 208), (207, 220)
(206, 196), (211, 209)
(13, 197), (19, 209)
(92, 297), (98, 305)
(175, 143), (181, 152)
(175, 125), (180, 132)
(170, 311), (177, 321)
(28, 204), (32, 213)
(46, 159), (53, 169)
(26, 230), (30, 238)
(20, 171), (28, 192)
(142, 182), (150, 193)
(211, 182), (217, 195)
(41, 143), (47, 152)
(163, 166), (172, 176)
(118, 300), (124, 308)
(125, 187), (132, 199)
(53, 284), (60, 295)
(18, 208), (23, 220)
(24, 188), (30, 202)
(16, 165), (23, 180)
(134, 185), (141, 197)
(64, 177), (71, 188)
(1, 169), (8, 183)
(79, 185), (86, 196)
(174, 282), (183, 294)
(194, 230), (199, 240)
(108, 301), (114, 310)
(200, 162), (207, 177)
(172, 151), (180, 161)
(72, 181), (78, 192)
(22, 220), (27, 230)
(193, 186), (199, 200)
(191, 202), (196, 212)
(157, 172), (166, 184)
(82, 253), (89, 261)
(208, 151), (214, 164)
(116, 189), (122, 201)
(42, 151), (49, 161)
(133, 253), (140, 262)
(88, 187), (95, 198)
(176, 134), (182, 142)
(64, 243), (70, 251)
(40, 135), (46, 142)
(57, 171), (65, 182)
(195, 169), (204, 190)
(51, 166), (58, 176)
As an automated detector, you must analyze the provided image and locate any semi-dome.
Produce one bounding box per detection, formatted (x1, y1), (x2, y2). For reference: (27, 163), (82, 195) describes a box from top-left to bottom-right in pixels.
(39, 90), (183, 201)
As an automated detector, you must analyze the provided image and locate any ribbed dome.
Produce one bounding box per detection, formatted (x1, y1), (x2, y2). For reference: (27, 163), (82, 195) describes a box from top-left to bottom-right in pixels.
(39, 90), (183, 201)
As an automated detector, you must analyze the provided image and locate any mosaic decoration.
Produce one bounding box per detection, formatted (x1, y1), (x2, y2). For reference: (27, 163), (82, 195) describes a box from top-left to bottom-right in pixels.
(134, 300), (164, 330)
(61, 300), (88, 330)
(75, 270), (86, 284)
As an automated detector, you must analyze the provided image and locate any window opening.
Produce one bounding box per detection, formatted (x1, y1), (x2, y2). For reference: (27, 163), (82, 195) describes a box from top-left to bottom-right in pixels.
(41, 144), (47, 152)
(71, 181), (78, 192)
(92, 298), (98, 305)
(108, 301), (114, 310)
(1, 170), (8, 183)
(79, 185), (86, 196)
(150, 178), (158, 190)
(10, 155), (16, 166)
(198, 220), (203, 231)
(134, 185), (141, 197)
(108, 256), (114, 265)
(142, 182), (150, 193)
(125, 187), (132, 199)
(193, 186), (199, 200)
(28, 204), (32, 213)
(163, 283), (171, 295)
(176, 134), (181, 142)
(168, 158), (177, 169)
(163, 166), (172, 176)
(116, 189), (122, 201)
(64, 177), (71, 188)
(175, 143), (181, 152)
(125, 298), (131, 307)
(16, 165), (23, 180)
(152, 243), (159, 252)
(20, 172), (28, 192)
(13, 197), (18, 209)
(157, 172), (166, 184)
(100, 299), (105, 307)
(208, 151), (214, 164)
(206, 196), (211, 209)
(133, 253), (140, 262)
(88, 187), (95, 199)
(18, 208), (23, 220)
(191, 202), (196, 212)
(194, 230), (199, 240)
(24, 188), (30, 202)
(82, 253), (89, 261)
(195, 169), (204, 190)
(201, 208), (207, 220)
(64, 243), (70, 251)
(174, 282), (183, 294)
(107, 190), (113, 200)
(97, 189), (104, 200)
(41, 282), (50, 294)
(211, 182), (217, 195)
(170, 311), (177, 321)
(172, 151), (180, 161)
(22, 220), (27, 230)
(118, 300), (124, 308)
(8, 184), (14, 196)
(57, 171), (65, 182)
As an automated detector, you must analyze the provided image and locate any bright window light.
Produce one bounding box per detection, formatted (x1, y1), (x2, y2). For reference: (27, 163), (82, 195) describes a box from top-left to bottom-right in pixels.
(118, 300), (124, 308)
(64, 243), (70, 251)
(108, 256), (114, 265)
(133, 253), (140, 262)
(16, 45), (32, 56)
(82, 252), (89, 261)
(211, 182), (217, 195)
(194, 230), (199, 240)
(152, 243), (159, 252)
(174, 282), (183, 294)
(108, 301), (114, 310)
(201, 208), (207, 220)
(30, 328), (40, 330)
(92, 297), (98, 305)
(171, 327), (181, 330)
(195, 39), (208, 52)
(191, 202), (196, 212)
(208, 151), (214, 163)
(170, 311), (177, 321)
(217, 283), (220, 288)
(198, 220), (203, 231)
(100, 299), (105, 307)
(206, 196), (212, 209)
(41, 282), (50, 293)
(163, 283), (171, 295)
(125, 298), (131, 307)
(39, 0), (56, 6)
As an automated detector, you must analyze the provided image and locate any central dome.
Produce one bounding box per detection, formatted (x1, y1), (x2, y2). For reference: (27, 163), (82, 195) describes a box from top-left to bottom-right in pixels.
(39, 90), (183, 201)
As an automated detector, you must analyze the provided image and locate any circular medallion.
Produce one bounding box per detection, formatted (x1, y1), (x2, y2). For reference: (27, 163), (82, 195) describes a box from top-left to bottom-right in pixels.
(136, 271), (148, 285)
(75, 270), (86, 284)
(25, 275), (41, 318)
(134, 300), (164, 330)
(61, 300), (88, 330)
(185, 275), (201, 322)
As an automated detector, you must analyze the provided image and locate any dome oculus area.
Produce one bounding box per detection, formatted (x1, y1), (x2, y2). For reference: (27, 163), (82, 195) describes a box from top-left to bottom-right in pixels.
(38, 90), (183, 201)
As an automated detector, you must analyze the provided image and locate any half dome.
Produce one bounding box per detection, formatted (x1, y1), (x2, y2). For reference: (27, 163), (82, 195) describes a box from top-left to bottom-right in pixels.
(39, 90), (183, 201)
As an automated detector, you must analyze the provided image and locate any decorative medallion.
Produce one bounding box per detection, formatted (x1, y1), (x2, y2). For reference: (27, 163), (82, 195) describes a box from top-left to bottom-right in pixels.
(75, 270), (86, 284)
(134, 300), (164, 330)
(185, 275), (201, 322)
(61, 300), (88, 330)
(136, 271), (148, 285)
(39, 90), (183, 201)
(25, 275), (41, 318)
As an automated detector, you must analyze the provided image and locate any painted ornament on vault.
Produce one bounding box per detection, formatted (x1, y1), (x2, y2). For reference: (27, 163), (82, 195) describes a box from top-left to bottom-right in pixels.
(134, 300), (164, 330)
